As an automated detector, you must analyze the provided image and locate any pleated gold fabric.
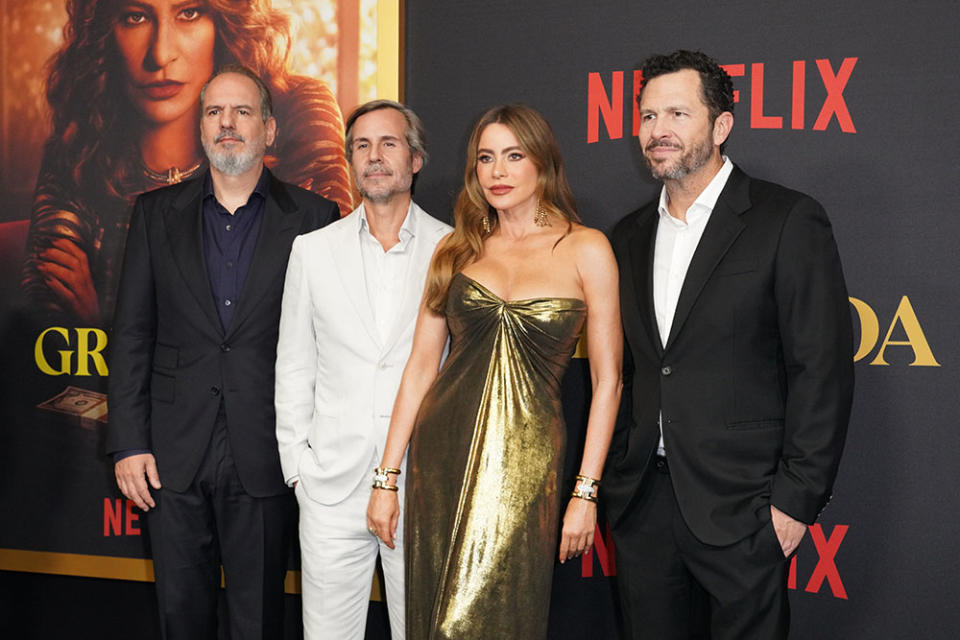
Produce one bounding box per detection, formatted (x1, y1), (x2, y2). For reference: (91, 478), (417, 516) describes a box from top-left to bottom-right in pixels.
(405, 272), (587, 639)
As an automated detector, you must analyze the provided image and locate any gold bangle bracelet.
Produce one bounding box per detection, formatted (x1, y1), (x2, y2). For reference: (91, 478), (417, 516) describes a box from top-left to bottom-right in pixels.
(571, 474), (600, 502)
(372, 479), (399, 491)
(372, 466), (401, 486)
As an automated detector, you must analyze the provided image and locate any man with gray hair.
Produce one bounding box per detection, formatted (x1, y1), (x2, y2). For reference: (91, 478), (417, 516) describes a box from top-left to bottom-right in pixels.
(108, 65), (339, 637)
(275, 100), (451, 639)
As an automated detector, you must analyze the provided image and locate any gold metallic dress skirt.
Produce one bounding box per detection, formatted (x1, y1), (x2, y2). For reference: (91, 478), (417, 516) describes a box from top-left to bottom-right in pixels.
(405, 273), (587, 639)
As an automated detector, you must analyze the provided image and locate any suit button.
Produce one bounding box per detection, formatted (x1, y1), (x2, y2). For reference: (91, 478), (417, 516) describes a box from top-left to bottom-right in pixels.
(210, 386), (221, 396)
(220, 343), (231, 352)
(379, 361), (388, 369)
(661, 365), (672, 376)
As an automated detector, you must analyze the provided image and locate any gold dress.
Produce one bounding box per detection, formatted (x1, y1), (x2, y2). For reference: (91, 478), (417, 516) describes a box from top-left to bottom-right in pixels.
(405, 273), (587, 639)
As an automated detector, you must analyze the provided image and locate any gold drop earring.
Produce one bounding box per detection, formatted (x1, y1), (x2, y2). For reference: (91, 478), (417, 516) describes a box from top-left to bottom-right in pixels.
(534, 200), (550, 227)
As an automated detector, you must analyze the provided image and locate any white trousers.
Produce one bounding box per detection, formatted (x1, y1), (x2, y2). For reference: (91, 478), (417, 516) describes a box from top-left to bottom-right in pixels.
(296, 471), (405, 640)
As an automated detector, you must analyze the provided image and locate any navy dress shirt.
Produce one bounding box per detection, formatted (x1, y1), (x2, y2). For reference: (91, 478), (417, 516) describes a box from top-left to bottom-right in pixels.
(202, 170), (268, 331)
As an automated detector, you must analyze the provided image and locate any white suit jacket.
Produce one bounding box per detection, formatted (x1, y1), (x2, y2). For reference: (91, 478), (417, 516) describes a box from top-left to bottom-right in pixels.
(275, 201), (451, 505)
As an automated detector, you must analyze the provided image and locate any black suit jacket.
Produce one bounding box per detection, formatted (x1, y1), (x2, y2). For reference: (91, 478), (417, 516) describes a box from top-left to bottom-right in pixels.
(605, 166), (855, 546)
(106, 169), (338, 497)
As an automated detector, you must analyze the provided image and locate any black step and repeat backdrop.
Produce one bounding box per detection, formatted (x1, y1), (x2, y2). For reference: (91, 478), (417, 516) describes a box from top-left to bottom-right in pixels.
(403, 1), (959, 638)
(1, 1), (958, 638)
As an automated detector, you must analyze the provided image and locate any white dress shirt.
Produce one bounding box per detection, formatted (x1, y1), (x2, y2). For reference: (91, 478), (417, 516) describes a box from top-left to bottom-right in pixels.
(359, 204), (417, 345)
(653, 157), (734, 454)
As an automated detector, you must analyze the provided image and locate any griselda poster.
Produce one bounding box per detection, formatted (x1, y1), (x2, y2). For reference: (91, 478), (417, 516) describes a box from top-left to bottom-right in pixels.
(0, 0), (384, 592)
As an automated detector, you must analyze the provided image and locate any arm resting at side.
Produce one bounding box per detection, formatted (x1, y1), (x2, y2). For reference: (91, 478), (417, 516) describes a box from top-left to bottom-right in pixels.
(559, 228), (623, 562)
(275, 236), (319, 487)
(366, 241), (452, 548)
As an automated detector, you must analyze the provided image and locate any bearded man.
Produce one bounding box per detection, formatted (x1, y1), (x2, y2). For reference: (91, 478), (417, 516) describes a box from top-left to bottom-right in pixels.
(604, 50), (855, 639)
(107, 64), (339, 639)
(274, 99), (451, 639)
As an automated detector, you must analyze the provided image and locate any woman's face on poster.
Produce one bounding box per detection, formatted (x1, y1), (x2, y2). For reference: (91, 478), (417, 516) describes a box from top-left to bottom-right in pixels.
(112, 0), (216, 126)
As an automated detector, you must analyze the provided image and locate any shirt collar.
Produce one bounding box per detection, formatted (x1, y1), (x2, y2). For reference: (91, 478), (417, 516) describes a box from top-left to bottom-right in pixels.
(358, 201), (417, 247)
(203, 167), (270, 204)
(657, 156), (734, 225)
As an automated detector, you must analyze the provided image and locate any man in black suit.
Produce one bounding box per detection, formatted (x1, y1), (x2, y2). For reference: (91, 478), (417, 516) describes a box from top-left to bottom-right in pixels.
(605, 50), (855, 639)
(107, 64), (338, 638)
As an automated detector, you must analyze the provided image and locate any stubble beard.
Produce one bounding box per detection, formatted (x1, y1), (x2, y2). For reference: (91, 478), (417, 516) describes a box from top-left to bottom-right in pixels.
(645, 135), (714, 182)
(356, 161), (413, 204)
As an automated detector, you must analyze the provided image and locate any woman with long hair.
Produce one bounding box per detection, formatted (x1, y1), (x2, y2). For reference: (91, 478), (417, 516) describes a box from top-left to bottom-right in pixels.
(367, 104), (622, 638)
(22, 0), (352, 324)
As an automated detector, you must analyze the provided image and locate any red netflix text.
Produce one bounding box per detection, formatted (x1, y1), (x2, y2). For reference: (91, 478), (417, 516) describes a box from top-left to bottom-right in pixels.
(789, 523), (849, 599)
(579, 522), (848, 601)
(103, 498), (142, 536)
(581, 522), (616, 577)
(587, 57), (858, 143)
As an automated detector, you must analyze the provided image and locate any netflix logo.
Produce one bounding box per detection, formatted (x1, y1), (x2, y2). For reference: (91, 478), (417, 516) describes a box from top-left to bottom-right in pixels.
(790, 523), (849, 600)
(586, 57), (858, 143)
(580, 522), (849, 601)
(581, 522), (616, 578)
(103, 498), (142, 536)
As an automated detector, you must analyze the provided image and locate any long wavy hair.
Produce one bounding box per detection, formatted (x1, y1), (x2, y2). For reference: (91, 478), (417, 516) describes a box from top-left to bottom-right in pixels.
(43, 0), (293, 200)
(424, 104), (579, 313)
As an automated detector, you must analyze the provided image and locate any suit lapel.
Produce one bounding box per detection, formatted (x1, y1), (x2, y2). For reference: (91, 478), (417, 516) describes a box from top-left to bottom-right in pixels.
(227, 172), (302, 338)
(624, 210), (663, 356)
(332, 207), (382, 350)
(165, 178), (223, 334)
(664, 168), (750, 350)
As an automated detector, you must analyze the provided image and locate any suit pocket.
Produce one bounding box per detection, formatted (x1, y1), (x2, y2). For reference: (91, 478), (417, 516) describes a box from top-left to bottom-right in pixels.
(151, 372), (175, 404)
(154, 343), (178, 369)
(726, 419), (784, 430)
(757, 516), (788, 562)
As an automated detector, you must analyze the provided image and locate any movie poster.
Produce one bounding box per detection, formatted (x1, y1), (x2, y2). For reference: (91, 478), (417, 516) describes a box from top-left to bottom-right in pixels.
(0, 0), (396, 581)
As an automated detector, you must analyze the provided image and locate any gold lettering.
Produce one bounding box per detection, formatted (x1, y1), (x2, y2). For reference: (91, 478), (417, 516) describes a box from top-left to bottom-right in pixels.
(35, 327), (72, 376)
(75, 328), (109, 376)
(871, 296), (940, 366)
(848, 297), (879, 362)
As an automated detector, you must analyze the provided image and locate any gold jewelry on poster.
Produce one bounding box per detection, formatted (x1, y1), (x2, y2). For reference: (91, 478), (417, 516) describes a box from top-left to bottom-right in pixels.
(143, 161), (203, 185)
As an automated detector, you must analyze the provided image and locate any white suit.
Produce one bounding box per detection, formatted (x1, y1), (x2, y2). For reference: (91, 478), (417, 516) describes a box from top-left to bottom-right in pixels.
(275, 202), (451, 639)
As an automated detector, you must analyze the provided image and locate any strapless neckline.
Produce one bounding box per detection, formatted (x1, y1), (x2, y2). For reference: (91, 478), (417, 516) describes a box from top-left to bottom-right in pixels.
(455, 272), (586, 306)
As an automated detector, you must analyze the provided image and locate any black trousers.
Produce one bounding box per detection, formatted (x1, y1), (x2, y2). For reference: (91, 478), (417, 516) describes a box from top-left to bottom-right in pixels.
(611, 457), (790, 640)
(147, 412), (294, 640)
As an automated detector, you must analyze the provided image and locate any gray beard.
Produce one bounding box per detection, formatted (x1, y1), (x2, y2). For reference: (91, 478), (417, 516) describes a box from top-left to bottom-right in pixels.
(205, 145), (261, 176)
(355, 163), (413, 204)
(358, 184), (399, 204)
(203, 130), (265, 176)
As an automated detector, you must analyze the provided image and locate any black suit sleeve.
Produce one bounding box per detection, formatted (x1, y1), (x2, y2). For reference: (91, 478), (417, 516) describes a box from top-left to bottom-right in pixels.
(106, 195), (158, 455)
(770, 196), (855, 523)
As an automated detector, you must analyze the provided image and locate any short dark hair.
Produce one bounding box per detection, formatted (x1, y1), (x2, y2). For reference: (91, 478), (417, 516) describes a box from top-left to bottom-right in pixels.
(344, 100), (428, 167)
(201, 64), (274, 122)
(639, 49), (734, 123)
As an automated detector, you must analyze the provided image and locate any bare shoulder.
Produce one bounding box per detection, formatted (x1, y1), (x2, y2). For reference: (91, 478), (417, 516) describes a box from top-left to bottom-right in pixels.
(562, 223), (615, 261)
